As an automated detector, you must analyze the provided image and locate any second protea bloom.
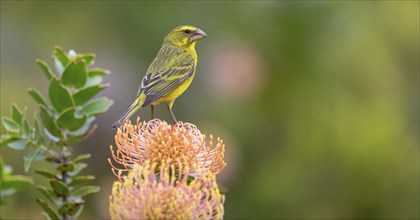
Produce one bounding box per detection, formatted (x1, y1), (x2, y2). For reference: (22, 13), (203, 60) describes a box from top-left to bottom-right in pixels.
(109, 160), (225, 219)
(109, 118), (226, 177)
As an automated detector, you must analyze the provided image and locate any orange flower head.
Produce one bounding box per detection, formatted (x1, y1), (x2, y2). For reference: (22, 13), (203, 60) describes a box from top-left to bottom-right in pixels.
(109, 118), (226, 177)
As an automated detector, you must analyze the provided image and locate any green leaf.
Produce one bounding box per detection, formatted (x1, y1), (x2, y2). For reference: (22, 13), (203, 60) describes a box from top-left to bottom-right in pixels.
(36, 198), (60, 220)
(33, 114), (45, 146)
(57, 108), (87, 131)
(77, 98), (113, 117)
(88, 68), (110, 77)
(2, 175), (33, 191)
(35, 169), (56, 179)
(85, 75), (103, 87)
(68, 163), (87, 177)
(72, 84), (108, 106)
(78, 53), (95, 66)
(21, 112), (31, 138)
(68, 175), (95, 187)
(24, 148), (44, 172)
(62, 61), (87, 88)
(36, 186), (57, 204)
(7, 139), (27, 150)
(0, 135), (21, 147)
(44, 129), (60, 143)
(28, 88), (49, 108)
(50, 179), (70, 197)
(59, 201), (84, 216)
(49, 78), (74, 113)
(72, 204), (85, 219)
(37, 59), (54, 80)
(22, 120), (31, 138)
(54, 46), (70, 68)
(66, 117), (95, 138)
(0, 157), (4, 178)
(11, 104), (23, 124)
(54, 59), (65, 76)
(40, 106), (62, 139)
(2, 117), (20, 131)
(73, 185), (100, 198)
(72, 153), (91, 164)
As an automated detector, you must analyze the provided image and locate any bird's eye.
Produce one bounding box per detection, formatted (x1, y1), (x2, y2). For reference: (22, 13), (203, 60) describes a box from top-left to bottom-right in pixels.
(184, 29), (191, 34)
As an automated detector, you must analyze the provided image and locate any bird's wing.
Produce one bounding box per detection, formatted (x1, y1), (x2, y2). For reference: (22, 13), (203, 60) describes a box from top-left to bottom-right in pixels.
(138, 52), (195, 107)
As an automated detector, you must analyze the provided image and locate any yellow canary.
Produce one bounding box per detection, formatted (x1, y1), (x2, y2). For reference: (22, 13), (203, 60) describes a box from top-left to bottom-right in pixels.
(112, 25), (207, 128)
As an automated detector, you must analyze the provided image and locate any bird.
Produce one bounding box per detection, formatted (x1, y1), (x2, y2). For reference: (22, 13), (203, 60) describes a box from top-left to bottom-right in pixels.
(112, 25), (207, 128)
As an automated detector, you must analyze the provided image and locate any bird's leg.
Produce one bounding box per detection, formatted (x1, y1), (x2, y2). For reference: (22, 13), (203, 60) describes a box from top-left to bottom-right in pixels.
(169, 108), (177, 123)
(167, 102), (177, 123)
(150, 105), (155, 119)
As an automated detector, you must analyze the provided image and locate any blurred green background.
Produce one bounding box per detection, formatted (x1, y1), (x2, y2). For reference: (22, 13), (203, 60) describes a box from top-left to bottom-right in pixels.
(1, 1), (419, 219)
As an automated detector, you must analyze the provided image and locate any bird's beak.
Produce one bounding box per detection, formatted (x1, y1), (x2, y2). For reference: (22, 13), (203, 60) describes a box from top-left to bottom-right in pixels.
(192, 29), (207, 41)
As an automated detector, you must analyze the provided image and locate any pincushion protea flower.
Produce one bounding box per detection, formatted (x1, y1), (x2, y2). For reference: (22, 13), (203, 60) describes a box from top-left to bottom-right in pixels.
(109, 118), (226, 177)
(109, 159), (225, 220)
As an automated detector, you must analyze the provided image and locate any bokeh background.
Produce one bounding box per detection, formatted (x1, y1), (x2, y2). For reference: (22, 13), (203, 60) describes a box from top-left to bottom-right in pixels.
(1, 1), (419, 219)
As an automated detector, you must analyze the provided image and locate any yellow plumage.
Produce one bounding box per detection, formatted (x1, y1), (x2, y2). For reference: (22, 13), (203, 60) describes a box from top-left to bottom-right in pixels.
(112, 25), (207, 128)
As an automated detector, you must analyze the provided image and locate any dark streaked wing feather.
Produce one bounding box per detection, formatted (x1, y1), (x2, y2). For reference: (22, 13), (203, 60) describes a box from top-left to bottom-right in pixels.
(143, 62), (195, 107)
(137, 72), (150, 96)
(136, 44), (180, 97)
(137, 44), (195, 107)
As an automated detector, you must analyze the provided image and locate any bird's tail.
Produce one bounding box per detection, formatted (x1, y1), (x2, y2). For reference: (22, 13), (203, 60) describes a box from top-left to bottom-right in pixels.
(112, 97), (144, 128)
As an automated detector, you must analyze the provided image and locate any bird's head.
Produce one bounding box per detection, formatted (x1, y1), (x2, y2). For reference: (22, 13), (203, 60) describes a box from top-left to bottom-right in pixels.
(164, 25), (207, 49)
